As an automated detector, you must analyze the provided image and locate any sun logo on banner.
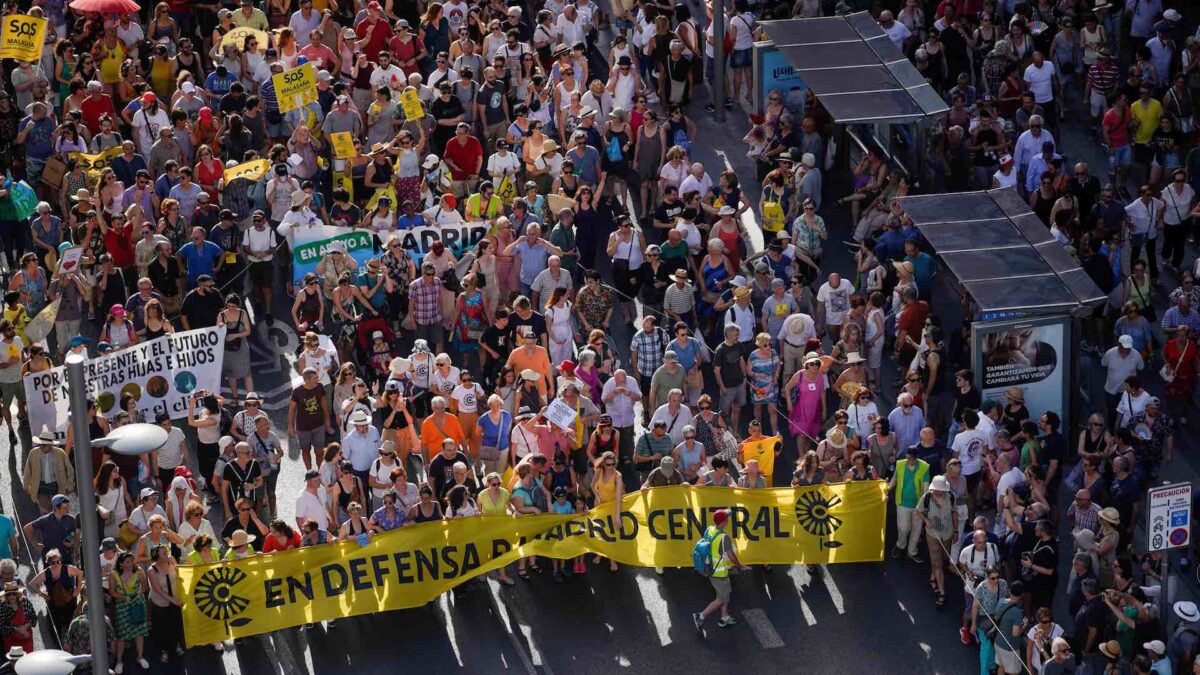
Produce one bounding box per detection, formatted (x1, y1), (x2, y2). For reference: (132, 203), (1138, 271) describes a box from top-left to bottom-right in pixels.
(794, 489), (844, 550)
(194, 567), (252, 631)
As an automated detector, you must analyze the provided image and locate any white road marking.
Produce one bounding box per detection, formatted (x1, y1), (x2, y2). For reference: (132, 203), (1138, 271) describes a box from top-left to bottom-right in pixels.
(819, 566), (846, 614)
(634, 574), (674, 646)
(438, 593), (465, 666)
(742, 608), (785, 649)
(787, 565), (817, 626)
(485, 577), (540, 675)
(896, 600), (916, 625)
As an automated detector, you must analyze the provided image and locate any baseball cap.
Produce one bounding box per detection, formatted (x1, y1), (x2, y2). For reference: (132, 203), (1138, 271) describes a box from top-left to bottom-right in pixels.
(712, 509), (730, 526)
(1118, 334), (1133, 348)
(51, 494), (69, 508)
(99, 538), (117, 552)
(1144, 640), (1166, 655)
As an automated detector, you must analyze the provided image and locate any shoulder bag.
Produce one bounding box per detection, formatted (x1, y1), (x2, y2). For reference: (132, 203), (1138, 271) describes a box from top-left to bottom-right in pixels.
(1160, 341), (1188, 384)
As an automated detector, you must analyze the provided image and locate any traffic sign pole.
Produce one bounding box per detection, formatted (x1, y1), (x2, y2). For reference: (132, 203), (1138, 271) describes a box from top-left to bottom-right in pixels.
(1147, 482), (1192, 634)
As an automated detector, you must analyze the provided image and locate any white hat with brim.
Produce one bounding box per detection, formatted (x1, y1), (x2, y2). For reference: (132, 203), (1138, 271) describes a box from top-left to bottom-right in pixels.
(348, 410), (371, 426)
(35, 425), (56, 445)
(390, 357), (412, 376)
(843, 351), (866, 365)
(227, 530), (257, 547)
(1177, 601), (1200, 622)
(929, 475), (951, 492)
(520, 369), (542, 382)
(290, 189), (310, 208)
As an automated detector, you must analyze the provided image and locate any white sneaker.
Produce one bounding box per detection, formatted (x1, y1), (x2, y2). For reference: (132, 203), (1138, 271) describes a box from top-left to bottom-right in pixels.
(138, 658), (150, 669)
(114, 663), (124, 674)
(655, 566), (664, 574)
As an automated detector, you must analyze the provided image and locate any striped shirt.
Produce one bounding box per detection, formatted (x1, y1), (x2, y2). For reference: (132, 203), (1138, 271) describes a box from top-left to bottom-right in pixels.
(1086, 61), (1120, 97)
(663, 282), (696, 315)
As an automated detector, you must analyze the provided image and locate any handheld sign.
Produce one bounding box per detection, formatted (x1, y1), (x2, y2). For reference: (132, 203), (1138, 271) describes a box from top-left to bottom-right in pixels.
(221, 26), (270, 52)
(222, 159), (270, 184)
(330, 132), (357, 159)
(399, 89), (424, 121)
(0, 15), (47, 62)
(272, 62), (318, 113)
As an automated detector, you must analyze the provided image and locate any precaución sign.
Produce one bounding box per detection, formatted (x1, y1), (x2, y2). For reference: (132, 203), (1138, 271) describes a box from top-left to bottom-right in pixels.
(1147, 482), (1192, 553)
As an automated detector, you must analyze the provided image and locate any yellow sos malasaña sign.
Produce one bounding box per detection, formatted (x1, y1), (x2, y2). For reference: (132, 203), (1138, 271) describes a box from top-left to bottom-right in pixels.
(330, 132), (357, 159)
(0, 15), (47, 62)
(179, 482), (887, 645)
(272, 62), (317, 113)
(221, 26), (270, 52)
(222, 159), (270, 184)
(67, 147), (124, 186)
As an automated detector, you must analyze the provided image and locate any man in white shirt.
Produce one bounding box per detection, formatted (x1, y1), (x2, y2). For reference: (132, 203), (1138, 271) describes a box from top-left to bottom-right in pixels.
(986, 450), (1026, 511)
(816, 273), (855, 342)
(1012, 117), (1056, 187)
(288, 0), (322, 47)
(369, 51), (407, 92)
(878, 11), (911, 50)
(487, 140), (521, 180)
(950, 409), (989, 496)
(679, 162), (713, 199)
(555, 5), (586, 47)
(295, 470), (331, 531)
(650, 388), (694, 446)
(131, 93), (170, 155)
(1100, 335), (1144, 425)
(1022, 51), (1059, 132)
(342, 411), (382, 506)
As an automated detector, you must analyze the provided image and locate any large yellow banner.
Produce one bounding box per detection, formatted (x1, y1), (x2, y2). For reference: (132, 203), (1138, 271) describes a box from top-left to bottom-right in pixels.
(0, 15), (47, 62)
(67, 147), (124, 186)
(179, 483), (886, 645)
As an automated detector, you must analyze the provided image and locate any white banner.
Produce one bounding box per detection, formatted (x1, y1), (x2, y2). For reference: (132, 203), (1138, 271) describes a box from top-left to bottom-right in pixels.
(23, 327), (227, 441)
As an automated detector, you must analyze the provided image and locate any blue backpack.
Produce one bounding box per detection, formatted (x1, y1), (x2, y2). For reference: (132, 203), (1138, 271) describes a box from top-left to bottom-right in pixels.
(607, 136), (624, 163)
(691, 528), (720, 576)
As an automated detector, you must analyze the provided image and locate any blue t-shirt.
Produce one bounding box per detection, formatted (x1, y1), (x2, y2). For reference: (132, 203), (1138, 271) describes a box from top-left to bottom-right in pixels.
(0, 514), (14, 560)
(397, 213), (426, 230)
(178, 240), (224, 286)
(550, 500), (575, 515)
(478, 411), (511, 450)
(19, 117), (55, 160)
(204, 72), (237, 101)
(668, 337), (703, 371)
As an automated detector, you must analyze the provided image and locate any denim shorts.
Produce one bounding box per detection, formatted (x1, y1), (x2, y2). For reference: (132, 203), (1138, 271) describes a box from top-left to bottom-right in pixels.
(1108, 144), (1132, 168)
(730, 48), (752, 69)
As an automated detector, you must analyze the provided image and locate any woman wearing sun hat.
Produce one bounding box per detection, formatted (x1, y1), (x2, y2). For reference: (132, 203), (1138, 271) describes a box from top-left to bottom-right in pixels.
(784, 351), (826, 456)
(1096, 507), (1121, 587)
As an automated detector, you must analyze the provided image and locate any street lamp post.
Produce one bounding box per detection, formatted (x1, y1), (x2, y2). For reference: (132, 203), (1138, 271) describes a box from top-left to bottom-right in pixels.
(64, 354), (168, 675)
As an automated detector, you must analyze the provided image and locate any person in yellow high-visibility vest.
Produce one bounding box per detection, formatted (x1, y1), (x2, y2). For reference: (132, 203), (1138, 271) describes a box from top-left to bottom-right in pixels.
(692, 509), (747, 632)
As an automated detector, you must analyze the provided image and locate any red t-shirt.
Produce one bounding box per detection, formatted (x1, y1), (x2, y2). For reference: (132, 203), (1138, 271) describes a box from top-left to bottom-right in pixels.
(388, 35), (426, 77)
(103, 221), (135, 267)
(81, 95), (115, 138)
(442, 136), (483, 181)
(896, 300), (930, 340)
(1102, 107), (1130, 148)
(261, 531), (302, 553)
(355, 18), (395, 61)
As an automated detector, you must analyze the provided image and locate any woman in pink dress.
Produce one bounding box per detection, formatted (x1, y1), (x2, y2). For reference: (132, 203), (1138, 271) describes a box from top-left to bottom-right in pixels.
(492, 217), (520, 306)
(785, 352), (826, 457)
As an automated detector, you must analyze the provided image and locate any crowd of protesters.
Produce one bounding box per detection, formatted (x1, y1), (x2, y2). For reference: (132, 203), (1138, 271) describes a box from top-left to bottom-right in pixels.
(0, 0), (1190, 672)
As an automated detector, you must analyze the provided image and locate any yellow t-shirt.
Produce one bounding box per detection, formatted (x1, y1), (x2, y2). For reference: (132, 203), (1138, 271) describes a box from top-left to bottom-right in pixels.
(739, 435), (780, 480)
(1130, 98), (1163, 145)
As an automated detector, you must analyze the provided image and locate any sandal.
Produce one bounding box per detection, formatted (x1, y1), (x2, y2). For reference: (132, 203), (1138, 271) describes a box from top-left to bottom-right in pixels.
(930, 580), (939, 593)
(609, 562), (618, 573)
(528, 564), (543, 574)
(518, 569), (530, 580)
(935, 594), (946, 609)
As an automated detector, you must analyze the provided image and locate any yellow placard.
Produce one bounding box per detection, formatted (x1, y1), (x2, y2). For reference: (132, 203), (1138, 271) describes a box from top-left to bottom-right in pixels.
(495, 174), (516, 204)
(221, 26), (270, 52)
(222, 159), (270, 184)
(332, 171), (353, 204)
(399, 89), (424, 121)
(739, 435), (781, 480)
(179, 483), (887, 645)
(272, 62), (318, 113)
(0, 15), (47, 62)
(330, 132), (356, 159)
(67, 147), (124, 186)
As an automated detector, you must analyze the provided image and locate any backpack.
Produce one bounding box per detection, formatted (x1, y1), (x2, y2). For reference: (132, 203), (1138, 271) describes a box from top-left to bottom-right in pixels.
(691, 528), (721, 576)
(672, 127), (691, 154)
(219, 407), (235, 437)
